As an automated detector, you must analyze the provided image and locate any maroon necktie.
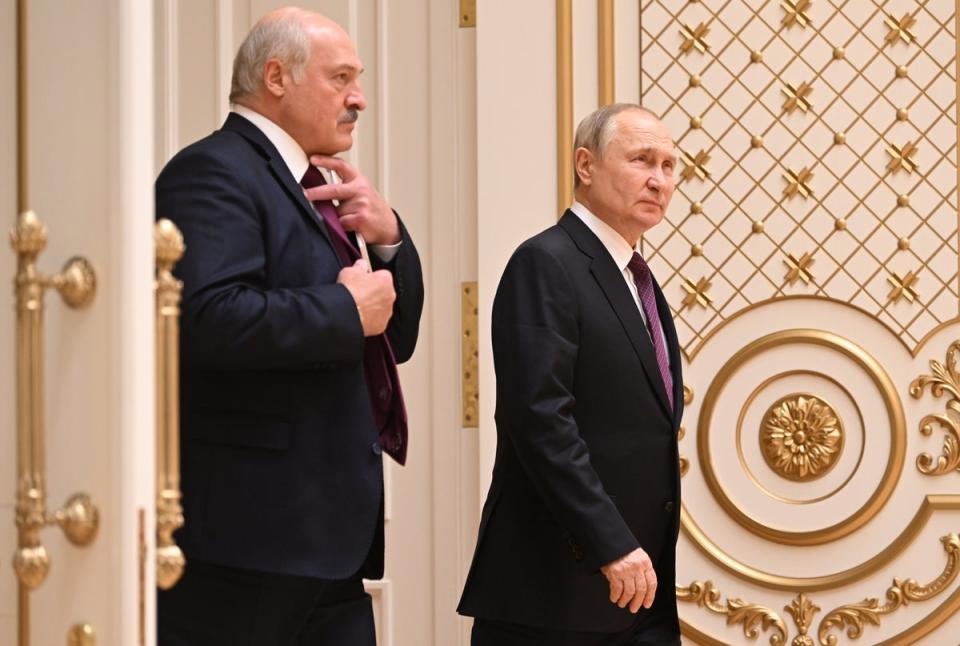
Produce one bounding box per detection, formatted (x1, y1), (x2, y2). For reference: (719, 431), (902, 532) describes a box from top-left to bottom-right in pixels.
(301, 166), (408, 464)
(627, 252), (674, 411)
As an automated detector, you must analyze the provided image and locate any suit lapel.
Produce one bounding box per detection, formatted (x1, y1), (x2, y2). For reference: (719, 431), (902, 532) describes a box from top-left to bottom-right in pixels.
(559, 213), (673, 419)
(221, 113), (335, 251)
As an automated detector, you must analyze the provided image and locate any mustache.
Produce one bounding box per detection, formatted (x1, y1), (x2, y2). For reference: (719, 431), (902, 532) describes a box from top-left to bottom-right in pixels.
(338, 110), (359, 124)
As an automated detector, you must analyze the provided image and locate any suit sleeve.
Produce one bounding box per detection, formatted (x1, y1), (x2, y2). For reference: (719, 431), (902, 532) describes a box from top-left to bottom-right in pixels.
(157, 149), (364, 371)
(370, 213), (424, 364)
(492, 244), (640, 570)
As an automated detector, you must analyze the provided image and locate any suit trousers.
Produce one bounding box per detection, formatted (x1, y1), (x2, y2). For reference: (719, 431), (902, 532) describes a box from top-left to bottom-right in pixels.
(471, 617), (681, 646)
(158, 559), (375, 646)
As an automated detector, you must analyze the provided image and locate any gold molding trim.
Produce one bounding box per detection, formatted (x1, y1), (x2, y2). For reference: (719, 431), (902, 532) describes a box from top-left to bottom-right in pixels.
(681, 276), (713, 310)
(681, 149), (711, 182)
(677, 580), (787, 646)
(462, 282), (479, 427)
(556, 0), (573, 213)
(598, 0), (614, 106)
(784, 252), (815, 285)
(680, 21), (710, 55)
(681, 495), (960, 592)
(760, 393), (844, 482)
(886, 270), (919, 304)
(885, 140), (918, 174)
(696, 330), (905, 546)
(737, 371), (865, 505)
(910, 340), (960, 475)
(782, 167), (814, 199)
(17, 0), (27, 212)
(818, 533), (960, 645)
(883, 12), (917, 46)
(781, 81), (813, 114)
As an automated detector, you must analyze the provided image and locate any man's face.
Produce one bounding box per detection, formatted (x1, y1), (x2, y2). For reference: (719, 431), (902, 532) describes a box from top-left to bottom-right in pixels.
(582, 111), (676, 242)
(283, 21), (366, 155)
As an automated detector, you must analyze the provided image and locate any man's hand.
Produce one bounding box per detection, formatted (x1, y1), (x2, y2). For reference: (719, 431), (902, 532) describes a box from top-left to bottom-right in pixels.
(337, 260), (396, 336)
(305, 155), (401, 246)
(600, 548), (657, 614)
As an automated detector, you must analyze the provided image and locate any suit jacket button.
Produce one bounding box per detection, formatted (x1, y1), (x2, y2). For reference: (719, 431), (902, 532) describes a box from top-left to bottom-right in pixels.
(664, 501), (675, 512)
(371, 442), (383, 456)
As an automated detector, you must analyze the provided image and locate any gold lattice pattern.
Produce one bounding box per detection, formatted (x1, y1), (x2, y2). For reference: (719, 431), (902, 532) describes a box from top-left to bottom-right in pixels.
(640, 0), (959, 355)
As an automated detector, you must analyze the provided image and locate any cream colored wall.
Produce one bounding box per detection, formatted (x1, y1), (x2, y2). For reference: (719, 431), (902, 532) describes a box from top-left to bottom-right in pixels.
(1, 1), (157, 644)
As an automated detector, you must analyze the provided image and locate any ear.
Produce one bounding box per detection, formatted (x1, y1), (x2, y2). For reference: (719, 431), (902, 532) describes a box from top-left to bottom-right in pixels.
(574, 147), (594, 186)
(263, 59), (287, 98)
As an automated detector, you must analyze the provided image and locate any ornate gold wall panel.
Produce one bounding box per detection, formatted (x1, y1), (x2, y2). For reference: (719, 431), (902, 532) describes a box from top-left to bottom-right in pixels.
(639, 0), (960, 358)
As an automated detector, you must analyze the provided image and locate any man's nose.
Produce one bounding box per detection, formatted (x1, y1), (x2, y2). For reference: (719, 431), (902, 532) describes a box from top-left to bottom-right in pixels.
(348, 83), (367, 112)
(647, 172), (663, 191)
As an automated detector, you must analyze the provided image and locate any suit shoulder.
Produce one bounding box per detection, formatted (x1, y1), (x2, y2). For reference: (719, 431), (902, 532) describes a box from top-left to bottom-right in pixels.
(157, 129), (259, 182)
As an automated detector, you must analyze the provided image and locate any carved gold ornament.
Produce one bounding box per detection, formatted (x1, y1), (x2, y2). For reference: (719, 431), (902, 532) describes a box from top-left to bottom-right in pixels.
(782, 167), (814, 199)
(885, 140), (918, 175)
(781, 0), (812, 29)
(761, 394), (844, 482)
(909, 341), (960, 475)
(818, 533), (960, 645)
(681, 149), (711, 182)
(782, 81), (813, 114)
(680, 22), (710, 55)
(679, 385), (693, 477)
(677, 580), (788, 646)
(784, 594), (819, 646)
(784, 252), (815, 286)
(883, 12), (917, 46)
(886, 270), (919, 304)
(679, 535), (960, 644)
(681, 276), (713, 310)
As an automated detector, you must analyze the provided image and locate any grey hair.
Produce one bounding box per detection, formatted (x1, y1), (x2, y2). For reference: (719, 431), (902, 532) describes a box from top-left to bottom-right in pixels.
(229, 12), (311, 104)
(573, 103), (657, 187)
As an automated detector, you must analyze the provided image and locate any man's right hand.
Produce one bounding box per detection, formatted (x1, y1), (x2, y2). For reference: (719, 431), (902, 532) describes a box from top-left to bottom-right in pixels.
(337, 260), (396, 336)
(600, 547), (657, 614)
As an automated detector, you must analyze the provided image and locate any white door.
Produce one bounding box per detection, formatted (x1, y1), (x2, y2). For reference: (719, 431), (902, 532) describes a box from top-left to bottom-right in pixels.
(1, 1), (157, 645)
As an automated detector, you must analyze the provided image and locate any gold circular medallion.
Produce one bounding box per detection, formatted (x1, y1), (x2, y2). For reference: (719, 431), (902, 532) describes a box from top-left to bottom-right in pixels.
(834, 132), (846, 145)
(896, 65), (908, 78)
(752, 220), (764, 234)
(690, 116), (702, 129)
(896, 107), (909, 121)
(761, 394), (844, 482)
(897, 194), (910, 207)
(691, 243), (704, 257)
(835, 218), (847, 231)
(691, 201), (704, 215)
(750, 135), (763, 148)
(751, 50), (763, 63)
(690, 74), (702, 87)
(833, 47), (845, 60)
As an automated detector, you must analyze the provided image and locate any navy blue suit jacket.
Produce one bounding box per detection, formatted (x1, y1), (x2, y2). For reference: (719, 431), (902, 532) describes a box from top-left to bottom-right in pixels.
(458, 212), (682, 633)
(155, 113), (423, 579)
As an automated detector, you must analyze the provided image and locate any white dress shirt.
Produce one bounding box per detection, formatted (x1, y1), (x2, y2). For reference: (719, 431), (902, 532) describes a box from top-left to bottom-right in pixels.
(569, 201), (669, 356)
(232, 104), (400, 261)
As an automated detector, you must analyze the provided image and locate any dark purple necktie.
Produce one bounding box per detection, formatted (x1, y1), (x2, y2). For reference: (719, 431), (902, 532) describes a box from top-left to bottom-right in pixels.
(301, 166), (408, 464)
(627, 252), (674, 410)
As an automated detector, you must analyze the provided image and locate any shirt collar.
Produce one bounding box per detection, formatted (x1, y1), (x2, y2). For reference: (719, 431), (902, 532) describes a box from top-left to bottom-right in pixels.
(232, 104), (310, 183)
(569, 201), (639, 272)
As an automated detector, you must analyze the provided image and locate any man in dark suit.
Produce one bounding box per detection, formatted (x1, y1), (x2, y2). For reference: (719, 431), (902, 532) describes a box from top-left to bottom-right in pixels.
(155, 7), (423, 645)
(458, 104), (683, 645)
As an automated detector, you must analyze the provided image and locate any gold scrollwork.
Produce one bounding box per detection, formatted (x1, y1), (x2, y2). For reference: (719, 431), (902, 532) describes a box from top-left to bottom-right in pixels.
(910, 340), (960, 475)
(761, 394), (844, 482)
(677, 580), (787, 646)
(785, 594), (819, 646)
(817, 533), (960, 645)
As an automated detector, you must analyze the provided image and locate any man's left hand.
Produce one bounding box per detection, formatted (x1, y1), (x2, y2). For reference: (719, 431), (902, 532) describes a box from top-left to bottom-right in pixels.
(305, 154), (401, 245)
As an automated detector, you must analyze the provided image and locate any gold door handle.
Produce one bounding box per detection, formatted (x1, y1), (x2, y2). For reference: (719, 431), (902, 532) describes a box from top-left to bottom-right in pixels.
(155, 219), (186, 589)
(10, 211), (99, 589)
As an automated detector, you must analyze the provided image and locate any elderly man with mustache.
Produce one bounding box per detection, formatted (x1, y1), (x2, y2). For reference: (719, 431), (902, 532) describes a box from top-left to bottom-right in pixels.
(155, 7), (423, 645)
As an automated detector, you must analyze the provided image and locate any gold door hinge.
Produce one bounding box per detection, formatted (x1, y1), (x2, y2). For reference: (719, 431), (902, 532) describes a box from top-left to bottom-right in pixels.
(459, 0), (476, 27)
(462, 282), (479, 427)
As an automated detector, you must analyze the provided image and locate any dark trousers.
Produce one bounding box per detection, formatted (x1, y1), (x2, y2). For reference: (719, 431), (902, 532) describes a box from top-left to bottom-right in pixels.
(471, 618), (681, 646)
(158, 559), (376, 646)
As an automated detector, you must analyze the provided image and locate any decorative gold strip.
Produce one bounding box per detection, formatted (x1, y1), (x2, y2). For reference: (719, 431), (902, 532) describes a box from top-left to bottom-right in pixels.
(138, 508), (146, 646)
(679, 385), (693, 477)
(597, 0), (615, 106)
(910, 340), (960, 475)
(556, 0), (573, 213)
(461, 282), (479, 428)
(17, 0), (27, 213)
(458, 0), (475, 29)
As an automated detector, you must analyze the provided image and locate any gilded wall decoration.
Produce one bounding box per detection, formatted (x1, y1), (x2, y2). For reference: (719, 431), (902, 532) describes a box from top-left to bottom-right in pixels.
(639, 0), (959, 356)
(760, 394), (844, 482)
(910, 340), (960, 475)
(679, 384), (694, 477)
(679, 534), (960, 645)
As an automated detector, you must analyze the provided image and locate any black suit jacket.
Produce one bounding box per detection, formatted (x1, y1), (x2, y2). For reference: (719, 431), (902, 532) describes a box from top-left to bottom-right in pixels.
(458, 211), (683, 633)
(155, 113), (424, 580)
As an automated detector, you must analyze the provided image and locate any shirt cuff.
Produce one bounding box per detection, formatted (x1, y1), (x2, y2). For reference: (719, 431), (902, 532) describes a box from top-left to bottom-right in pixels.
(370, 241), (402, 263)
